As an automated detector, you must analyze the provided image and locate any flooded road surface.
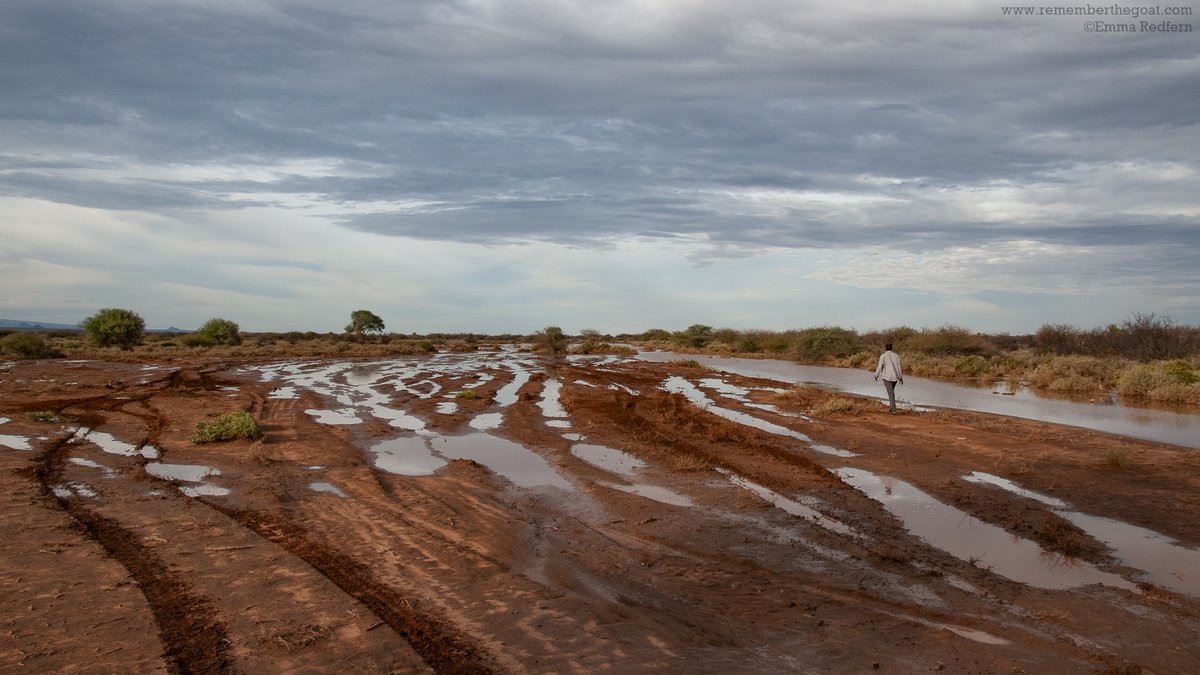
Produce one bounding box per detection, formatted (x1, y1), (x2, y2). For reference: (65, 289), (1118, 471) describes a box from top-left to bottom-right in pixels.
(636, 352), (1200, 448)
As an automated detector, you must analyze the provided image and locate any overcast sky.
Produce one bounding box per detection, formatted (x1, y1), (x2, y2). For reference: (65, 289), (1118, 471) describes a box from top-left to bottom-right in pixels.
(2, 1), (1197, 334)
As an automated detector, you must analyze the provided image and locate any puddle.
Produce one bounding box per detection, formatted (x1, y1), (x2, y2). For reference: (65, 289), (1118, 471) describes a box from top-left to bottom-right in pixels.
(370, 435), (446, 476)
(601, 482), (695, 506)
(721, 470), (858, 538)
(664, 376), (856, 456)
(145, 463), (220, 482)
(0, 433), (32, 451)
(664, 376), (813, 444)
(436, 402), (458, 414)
(808, 443), (856, 458)
(838, 467), (1137, 593)
(180, 484), (232, 497)
(494, 369), (531, 406)
(52, 482), (98, 500)
(572, 444), (646, 476)
(538, 379), (569, 419)
(82, 430), (141, 457)
(469, 412), (504, 431)
(638, 351), (1200, 449)
(573, 444), (693, 506)
(963, 471), (1068, 508)
(310, 482), (349, 498)
(1060, 511), (1200, 599)
(144, 462), (230, 497)
(305, 408), (363, 425)
(69, 457), (118, 477)
(965, 471), (1200, 598)
(433, 434), (573, 490)
(268, 386), (299, 399)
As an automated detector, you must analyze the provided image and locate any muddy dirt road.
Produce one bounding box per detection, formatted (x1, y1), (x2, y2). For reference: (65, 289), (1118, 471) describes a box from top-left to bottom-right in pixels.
(1, 351), (1198, 673)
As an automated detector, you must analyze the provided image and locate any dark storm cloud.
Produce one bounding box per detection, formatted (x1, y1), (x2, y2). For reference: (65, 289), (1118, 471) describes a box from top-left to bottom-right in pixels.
(1, 0), (1197, 258)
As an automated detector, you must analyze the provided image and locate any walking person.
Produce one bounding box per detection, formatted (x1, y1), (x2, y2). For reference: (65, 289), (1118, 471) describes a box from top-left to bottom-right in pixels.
(874, 343), (904, 414)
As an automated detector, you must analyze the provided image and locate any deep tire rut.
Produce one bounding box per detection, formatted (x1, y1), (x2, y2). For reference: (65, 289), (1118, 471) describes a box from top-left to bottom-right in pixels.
(208, 505), (503, 675)
(24, 438), (234, 674)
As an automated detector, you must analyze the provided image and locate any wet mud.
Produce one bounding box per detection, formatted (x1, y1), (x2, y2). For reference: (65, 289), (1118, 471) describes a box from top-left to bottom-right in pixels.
(1, 352), (1199, 673)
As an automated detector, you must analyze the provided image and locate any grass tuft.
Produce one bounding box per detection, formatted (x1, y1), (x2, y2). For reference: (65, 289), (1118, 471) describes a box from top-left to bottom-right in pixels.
(190, 411), (262, 444)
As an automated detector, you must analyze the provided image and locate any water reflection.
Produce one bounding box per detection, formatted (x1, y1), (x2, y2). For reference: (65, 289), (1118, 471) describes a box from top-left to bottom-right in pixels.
(637, 352), (1200, 448)
(838, 467), (1137, 593)
(964, 471), (1200, 598)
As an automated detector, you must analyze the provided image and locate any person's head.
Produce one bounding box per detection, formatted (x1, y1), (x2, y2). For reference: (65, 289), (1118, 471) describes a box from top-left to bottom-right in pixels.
(885, 342), (893, 351)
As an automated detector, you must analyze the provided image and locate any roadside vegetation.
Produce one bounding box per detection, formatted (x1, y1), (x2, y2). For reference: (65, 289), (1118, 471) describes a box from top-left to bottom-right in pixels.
(637, 314), (1200, 405)
(3, 310), (1196, 405)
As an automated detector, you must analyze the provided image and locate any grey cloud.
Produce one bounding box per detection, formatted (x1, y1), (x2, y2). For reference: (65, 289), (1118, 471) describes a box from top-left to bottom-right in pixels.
(1, 1), (1196, 260)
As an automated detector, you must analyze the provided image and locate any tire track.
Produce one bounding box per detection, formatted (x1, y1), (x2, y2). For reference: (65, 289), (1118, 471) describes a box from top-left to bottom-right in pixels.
(206, 505), (502, 675)
(22, 436), (233, 674)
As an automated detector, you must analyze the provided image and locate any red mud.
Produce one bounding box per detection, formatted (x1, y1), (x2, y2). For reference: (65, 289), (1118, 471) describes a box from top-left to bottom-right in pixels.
(1, 354), (1198, 673)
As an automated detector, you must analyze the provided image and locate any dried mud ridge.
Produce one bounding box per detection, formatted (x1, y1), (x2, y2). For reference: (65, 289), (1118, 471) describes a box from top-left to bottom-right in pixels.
(1, 354), (1199, 673)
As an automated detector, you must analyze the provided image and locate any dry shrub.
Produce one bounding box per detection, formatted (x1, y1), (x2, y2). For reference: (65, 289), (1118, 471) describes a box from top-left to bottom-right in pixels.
(1104, 446), (1131, 469)
(666, 452), (713, 473)
(768, 386), (822, 411)
(808, 396), (873, 418)
(1047, 374), (1105, 393)
(1147, 382), (1199, 404)
(256, 620), (331, 652)
(247, 439), (270, 465)
(1029, 355), (1116, 390)
(1036, 515), (1087, 557)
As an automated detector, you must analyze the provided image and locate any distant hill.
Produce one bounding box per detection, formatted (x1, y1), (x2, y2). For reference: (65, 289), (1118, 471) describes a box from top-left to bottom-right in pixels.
(0, 319), (188, 333)
(0, 319), (80, 330)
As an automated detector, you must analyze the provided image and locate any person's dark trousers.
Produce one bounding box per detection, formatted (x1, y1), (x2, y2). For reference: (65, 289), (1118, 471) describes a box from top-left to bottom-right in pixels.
(883, 379), (897, 413)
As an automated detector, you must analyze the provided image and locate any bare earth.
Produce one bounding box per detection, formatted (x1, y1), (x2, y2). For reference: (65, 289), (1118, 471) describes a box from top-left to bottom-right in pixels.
(1, 351), (1198, 674)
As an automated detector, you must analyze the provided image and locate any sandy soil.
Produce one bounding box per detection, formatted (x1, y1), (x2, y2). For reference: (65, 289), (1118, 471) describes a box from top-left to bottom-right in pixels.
(1, 352), (1197, 674)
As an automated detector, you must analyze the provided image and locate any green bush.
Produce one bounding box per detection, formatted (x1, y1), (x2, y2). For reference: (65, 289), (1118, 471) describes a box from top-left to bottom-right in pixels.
(1162, 359), (1199, 385)
(197, 318), (242, 346)
(954, 355), (991, 377)
(190, 412), (262, 443)
(456, 390), (479, 400)
(80, 308), (145, 349)
(26, 411), (58, 422)
(181, 332), (217, 348)
(793, 326), (860, 361)
(673, 324), (714, 348)
(0, 332), (63, 359)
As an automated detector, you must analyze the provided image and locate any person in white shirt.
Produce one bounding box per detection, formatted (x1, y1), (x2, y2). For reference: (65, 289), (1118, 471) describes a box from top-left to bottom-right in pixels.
(874, 343), (904, 414)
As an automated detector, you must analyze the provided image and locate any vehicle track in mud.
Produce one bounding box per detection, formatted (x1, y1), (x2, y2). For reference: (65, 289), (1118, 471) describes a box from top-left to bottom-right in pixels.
(3, 353), (1200, 673)
(206, 504), (501, 675)
(21, 435), (232, 674)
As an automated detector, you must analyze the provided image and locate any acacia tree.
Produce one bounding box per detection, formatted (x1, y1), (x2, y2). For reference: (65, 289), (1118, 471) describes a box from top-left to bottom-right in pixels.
(537, 326), (566, 357)
(80, 308), (145, 349)
(346, 309), (385, 336)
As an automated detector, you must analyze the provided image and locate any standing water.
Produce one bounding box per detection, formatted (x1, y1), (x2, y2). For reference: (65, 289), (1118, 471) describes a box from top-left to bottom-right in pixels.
(637, 352), (1200, 448)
